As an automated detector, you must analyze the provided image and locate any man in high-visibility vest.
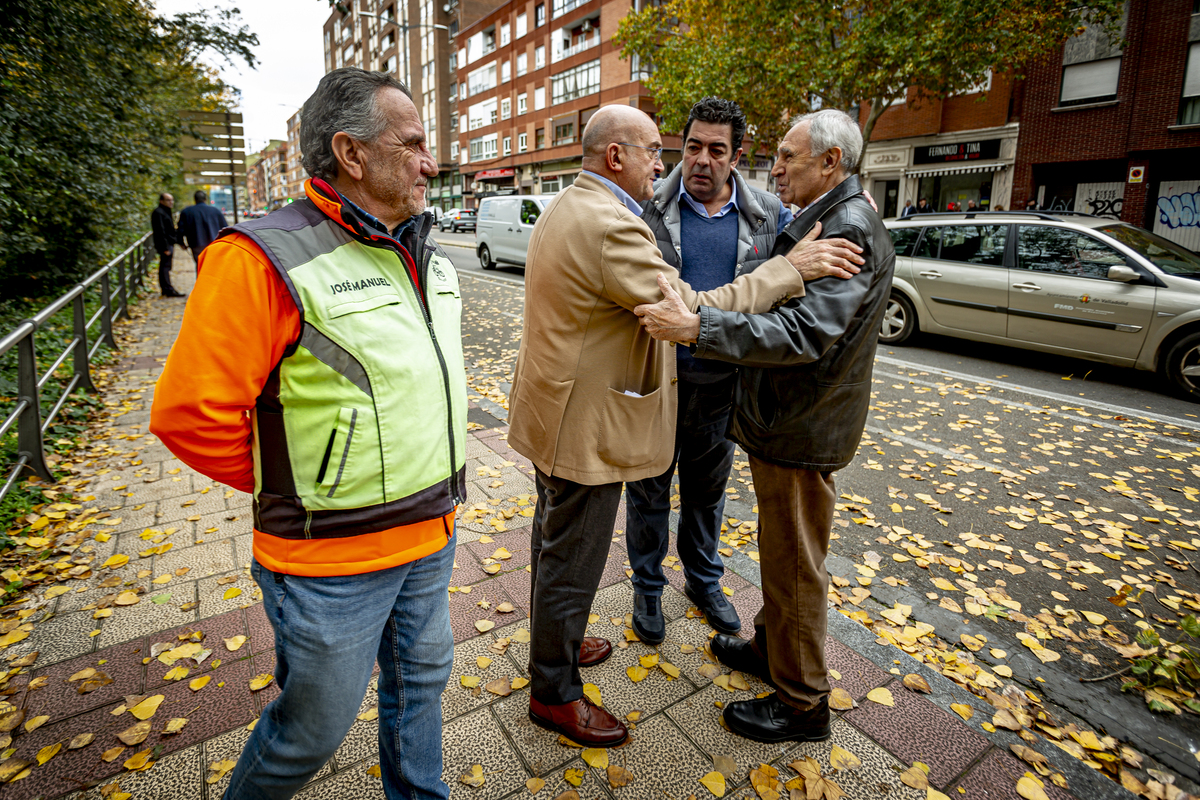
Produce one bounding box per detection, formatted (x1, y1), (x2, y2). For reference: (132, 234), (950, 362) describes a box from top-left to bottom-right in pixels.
(151, 68), (464, 800)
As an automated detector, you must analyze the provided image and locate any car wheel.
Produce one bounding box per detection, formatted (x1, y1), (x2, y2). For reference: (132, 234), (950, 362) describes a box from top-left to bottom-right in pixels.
(1165, 332), (1200, 402)
(879, 292), (917, 345)
(479, 244), (495, 270)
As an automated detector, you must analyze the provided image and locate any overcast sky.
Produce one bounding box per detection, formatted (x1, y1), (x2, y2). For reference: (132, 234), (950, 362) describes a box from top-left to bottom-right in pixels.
(154, 0), (331, 153)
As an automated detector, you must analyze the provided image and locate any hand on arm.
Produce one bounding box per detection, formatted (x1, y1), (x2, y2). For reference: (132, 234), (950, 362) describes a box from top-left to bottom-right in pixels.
(785, 221), (865, 281)
(635, 274), (700, 343)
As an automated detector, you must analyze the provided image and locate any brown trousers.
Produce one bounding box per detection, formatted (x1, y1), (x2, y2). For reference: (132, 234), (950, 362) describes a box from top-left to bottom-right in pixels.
(749, 455), (837, 711)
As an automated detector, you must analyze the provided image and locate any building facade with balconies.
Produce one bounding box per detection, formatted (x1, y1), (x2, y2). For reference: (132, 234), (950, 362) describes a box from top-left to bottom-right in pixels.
(453, 0), (669, 206)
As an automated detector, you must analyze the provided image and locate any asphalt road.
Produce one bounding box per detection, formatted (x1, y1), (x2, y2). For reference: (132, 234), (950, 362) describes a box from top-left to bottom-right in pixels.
(433, 227), (1200, 784)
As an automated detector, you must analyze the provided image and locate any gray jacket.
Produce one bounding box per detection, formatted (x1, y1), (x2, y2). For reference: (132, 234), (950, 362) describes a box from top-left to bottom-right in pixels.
(640, 166), (783, 277)
(692, 174), (895, 471)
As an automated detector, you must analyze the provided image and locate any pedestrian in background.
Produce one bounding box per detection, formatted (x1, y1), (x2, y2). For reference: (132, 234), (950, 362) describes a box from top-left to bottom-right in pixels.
(152, 68), (463, 800)
(150, 192), (184, 297)
(626, 97), (860, 647)
(916, 198), (931, 214)
(506, 103), (861, 750)
(900, 199), (915, 217)
(177, 189), (228, 268)
(636, 108), (895, 744)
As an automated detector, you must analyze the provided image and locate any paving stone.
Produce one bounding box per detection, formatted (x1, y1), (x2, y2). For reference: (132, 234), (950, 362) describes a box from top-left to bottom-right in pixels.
(95, 593), (198, 650)
(187, 509), (251, 543)
(780, 717), (925, 800)
(153, 539), (239, 580)
(144, 610), (247, 690)
(122, 475), (195, 506)
(230, 532), (256, 569)
(160, 490), (227, 521)
(250, 650), (279, 713)
(606, 713), (720, 800)
(333, 682), (380, 768)
(195, 572), (257, 621)
(464, 528), (534, 573)
(574, 619), (699, 722)
(826, 638), (891, 703)
(844, 679), (990, 789)
(489, 619), (532, 680)
(449, 579), (522, 644)
(441, 705), (530, 799)
(666, 684), (795, 780)
(0, 700), (129, 800)
(243, 603), (276, 654)
(201, 725), (333, 799)
(67, 742), (203, 800)
(443, 633), (525, 723)
(29, 639), (147, 723)
(9, 610), (97, 669)
(523, 758), (616, 799)
(490, 689), (577, 776)
(950, 747), (1079, 800)
(293, 762), (385, 800)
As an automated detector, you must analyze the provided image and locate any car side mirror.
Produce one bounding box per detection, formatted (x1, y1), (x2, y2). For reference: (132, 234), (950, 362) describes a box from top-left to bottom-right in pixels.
(1107, 265), (1139, 282)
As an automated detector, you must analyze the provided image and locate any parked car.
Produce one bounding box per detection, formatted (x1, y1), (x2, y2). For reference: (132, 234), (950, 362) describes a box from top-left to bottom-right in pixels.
(475, 195), (554, 269)
(437, 208), (462, 231)
(438, 208), (475, 232)
(882, 210), (1200, 401)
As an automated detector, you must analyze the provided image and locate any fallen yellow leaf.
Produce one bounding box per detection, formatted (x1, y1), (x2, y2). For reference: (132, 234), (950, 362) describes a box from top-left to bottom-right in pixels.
(866, 687), (894, 707)
(699, 770), (727, 797)
(249, 674), (274, 691)
(582, 748), (609, 769)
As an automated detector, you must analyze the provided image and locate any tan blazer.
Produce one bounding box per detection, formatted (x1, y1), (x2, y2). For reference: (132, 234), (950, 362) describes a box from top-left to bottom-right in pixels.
(507, 172), (805, 486)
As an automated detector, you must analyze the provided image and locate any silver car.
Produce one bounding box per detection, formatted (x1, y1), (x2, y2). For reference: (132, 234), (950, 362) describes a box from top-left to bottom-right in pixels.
(882, 211), (1200, 401)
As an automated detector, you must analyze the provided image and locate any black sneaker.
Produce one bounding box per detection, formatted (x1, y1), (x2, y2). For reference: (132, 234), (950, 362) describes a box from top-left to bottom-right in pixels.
(684, 584), (742, 635)
(723, 695), (831, 743)
(631, 593), (665, 645)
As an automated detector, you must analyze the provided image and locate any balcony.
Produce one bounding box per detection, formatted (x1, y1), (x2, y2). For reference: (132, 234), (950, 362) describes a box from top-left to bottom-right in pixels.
(560, 34), (598, 60)
(552, 0), (585, 18)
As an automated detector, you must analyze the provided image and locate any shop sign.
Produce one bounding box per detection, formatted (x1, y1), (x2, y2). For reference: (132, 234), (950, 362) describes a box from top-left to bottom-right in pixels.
(913, 139), (1001, 165)
(475, 168), (515, 179)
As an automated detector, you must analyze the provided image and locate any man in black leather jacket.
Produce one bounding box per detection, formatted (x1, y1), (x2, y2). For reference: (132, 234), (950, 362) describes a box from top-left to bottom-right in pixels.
(635, 108), (895, 743)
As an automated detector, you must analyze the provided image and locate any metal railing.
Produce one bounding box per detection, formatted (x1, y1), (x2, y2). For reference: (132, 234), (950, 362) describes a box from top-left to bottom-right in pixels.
(0, 232), (155, 503)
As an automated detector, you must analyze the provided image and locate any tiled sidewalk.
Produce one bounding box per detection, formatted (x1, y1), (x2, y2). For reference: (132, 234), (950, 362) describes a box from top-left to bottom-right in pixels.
(0, 260), (1132, 800)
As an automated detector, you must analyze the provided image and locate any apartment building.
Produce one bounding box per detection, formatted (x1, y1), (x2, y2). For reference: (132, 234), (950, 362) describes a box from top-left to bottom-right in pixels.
(285, 109), (306, 203)
(260, 141), (290, 211)
(855, 74), (1021, 218)
(323, 0), (504, 213)
(246, 151), (267, 214)
(1011, 0), (1200, 249)
(453, 0), (675, 206)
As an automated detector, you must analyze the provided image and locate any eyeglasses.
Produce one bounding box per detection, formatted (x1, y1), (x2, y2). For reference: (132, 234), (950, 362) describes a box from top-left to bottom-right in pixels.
(617, 142), (664, 162)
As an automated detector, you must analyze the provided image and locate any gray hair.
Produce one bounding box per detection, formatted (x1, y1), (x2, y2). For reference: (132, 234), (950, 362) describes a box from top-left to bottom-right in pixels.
(300, 68), (412, 181)
(790, 109), (863, 173)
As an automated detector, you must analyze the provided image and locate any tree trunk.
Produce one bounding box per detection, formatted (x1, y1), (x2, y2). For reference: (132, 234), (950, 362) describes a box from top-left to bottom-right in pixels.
(855, 95), (892, 176)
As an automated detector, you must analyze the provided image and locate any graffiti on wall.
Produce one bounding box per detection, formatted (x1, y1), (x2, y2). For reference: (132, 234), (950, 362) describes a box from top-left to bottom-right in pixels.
(1154, 181), (1200, 252)
(1074, 182), (1123, 219)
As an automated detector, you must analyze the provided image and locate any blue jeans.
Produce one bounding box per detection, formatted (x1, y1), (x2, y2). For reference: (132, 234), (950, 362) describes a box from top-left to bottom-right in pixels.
(625, 376), (736, 597)
(224, 536), (456, 800)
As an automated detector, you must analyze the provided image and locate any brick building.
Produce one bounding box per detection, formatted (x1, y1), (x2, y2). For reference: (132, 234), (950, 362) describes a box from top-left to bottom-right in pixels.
(322, 0), (504, 214)
(245, 151), (267, 214)
(285, 110), (306, 203)
(260, 141), (290, 211)
(1011, 0), (1200, 249)
(453, 0), (717, 207)
(856, 74), (1021, 218)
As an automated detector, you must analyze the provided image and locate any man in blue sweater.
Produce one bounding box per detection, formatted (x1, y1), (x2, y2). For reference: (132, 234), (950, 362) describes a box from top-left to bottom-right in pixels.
(177, 190), (228, 267)
(626, 98), (861, 643)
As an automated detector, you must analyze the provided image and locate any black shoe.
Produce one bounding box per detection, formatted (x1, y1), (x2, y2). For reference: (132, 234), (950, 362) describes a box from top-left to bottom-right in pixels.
(163, 290), (186, 297)
(723, 695), (830, 743)
(631, 593), (665, 645)
(685, 584), (742, 635)
(710, 634), (775, 687)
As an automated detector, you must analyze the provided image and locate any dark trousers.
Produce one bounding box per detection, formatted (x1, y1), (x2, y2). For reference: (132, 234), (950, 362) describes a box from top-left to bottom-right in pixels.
(749, 456), (837, 711)
(158, 250), (176, 295)
(529, 467), (622, 705)
(625, 375), (736, 597)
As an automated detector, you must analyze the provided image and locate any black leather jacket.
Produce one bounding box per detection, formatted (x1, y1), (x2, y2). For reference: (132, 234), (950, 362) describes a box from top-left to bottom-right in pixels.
(151, 204), (176, 253)
(691, 174), (895, 471)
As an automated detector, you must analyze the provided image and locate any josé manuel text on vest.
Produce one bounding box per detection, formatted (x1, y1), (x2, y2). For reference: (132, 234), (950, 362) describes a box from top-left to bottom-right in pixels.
(227, 190), (468, 540)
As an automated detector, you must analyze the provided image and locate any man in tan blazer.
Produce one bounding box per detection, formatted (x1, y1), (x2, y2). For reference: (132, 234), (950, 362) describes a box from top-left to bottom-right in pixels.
(506, 104), (866, 747)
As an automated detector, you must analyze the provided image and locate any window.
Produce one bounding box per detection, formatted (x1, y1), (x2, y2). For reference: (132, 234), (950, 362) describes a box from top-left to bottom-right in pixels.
(541, 176), (560, 193)
(1060, 57), (1121, 106)
(520, 199), (542, 225)
(551, 60), (600, 105)
(518, 93), (528, 114)
(448, 81), (457, 100)
(935, 225), (1007, 266)
(468, 63), (496, 96)
(516, 12), (527, 38)
(1182, 43), (1200, 125)
(630, 53), (652, 82)
(500, 23), (510, 46)
(534, 86), (546, 110)
(459, 113), (467, 131)
(449, 113), (457, 131)
(469, 134), (498, 161)
(1017, 226), (1125, 279)
(888, 227), (922, 258)
(536, 128), (545, 148)
(553, 121), (575, 145)
(450, 141), (459, 159)
(518, 132), (528, 152)
(468, 98), (497, 130)
(503, 136), (512, 155)
(517, 52), (528, 76)
(535, 45), (546, 69)
(536, 4), (545, 27)
(501, 60), (511, 83)
(501, 98), (511, 119)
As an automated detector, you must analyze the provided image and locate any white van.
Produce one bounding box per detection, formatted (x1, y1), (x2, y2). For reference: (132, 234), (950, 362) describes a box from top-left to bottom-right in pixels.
(475, 195), (554, 269)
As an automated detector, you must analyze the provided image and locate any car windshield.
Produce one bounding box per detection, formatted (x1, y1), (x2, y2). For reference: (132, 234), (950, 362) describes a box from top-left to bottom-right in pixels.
(1096, 224), (1200, 275)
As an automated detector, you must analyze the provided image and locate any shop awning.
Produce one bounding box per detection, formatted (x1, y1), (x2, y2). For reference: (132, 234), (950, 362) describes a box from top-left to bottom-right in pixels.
(906, 161), (1008, 179)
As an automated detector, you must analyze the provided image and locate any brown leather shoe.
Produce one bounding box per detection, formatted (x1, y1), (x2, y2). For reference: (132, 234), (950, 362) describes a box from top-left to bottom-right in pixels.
(529, 696), (628, 747)
(579, 637), (612, 667)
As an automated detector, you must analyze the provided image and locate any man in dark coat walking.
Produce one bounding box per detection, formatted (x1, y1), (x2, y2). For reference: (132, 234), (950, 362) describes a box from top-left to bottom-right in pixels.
(177, 190), (228, 266)
(150, 193), (184, 297)
(635, 108), (895, 744)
